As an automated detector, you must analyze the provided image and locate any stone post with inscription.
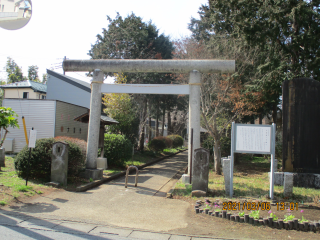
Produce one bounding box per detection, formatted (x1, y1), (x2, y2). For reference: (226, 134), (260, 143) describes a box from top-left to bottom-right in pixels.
(192, 148), (210, 193)
(51, 142), (69, 186)
(223, 158), (231, 195)
(283, 173), (294, 198)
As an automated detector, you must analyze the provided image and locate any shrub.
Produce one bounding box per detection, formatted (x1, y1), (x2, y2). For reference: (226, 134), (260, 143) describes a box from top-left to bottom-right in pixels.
(15, 138), (55, 181)
(103, 134), (133, 167)
(220, 136), (231, 157)
(152, 136), (173, 148)
(167, 135), (184, 148)
(148, 138), (166, 152)
(54, 136), (87, 161)
(15, 137), (86, 181)
(202, 135), (214, 155)
(202, 135), (230, 157)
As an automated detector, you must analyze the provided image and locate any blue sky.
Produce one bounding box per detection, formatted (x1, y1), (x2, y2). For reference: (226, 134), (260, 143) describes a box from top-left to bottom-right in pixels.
(0, 0), (208, 83)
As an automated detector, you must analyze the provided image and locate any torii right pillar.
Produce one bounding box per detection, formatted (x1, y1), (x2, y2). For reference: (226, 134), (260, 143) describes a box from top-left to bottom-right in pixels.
(188, 70), (201, 176)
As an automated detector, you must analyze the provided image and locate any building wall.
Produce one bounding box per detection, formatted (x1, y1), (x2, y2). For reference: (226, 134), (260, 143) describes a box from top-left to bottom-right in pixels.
(1, 0), (16, 13)
(2, 99), (56, 152)
(47, 70), (91, 109)
(54, 101), (88, 142)
(4, 88), (46, 99)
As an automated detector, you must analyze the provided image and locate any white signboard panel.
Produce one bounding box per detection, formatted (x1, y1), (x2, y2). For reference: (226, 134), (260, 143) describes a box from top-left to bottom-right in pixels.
(229, 123), (276, 200)
(28, 130), (37, 148)
(235, 125), (271, 153)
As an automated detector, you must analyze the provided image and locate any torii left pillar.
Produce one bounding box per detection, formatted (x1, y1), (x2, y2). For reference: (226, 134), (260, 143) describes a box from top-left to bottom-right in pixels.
(85, 69), (104, 180)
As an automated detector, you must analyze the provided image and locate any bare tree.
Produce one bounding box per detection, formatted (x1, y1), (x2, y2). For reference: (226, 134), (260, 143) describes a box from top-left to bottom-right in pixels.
(174, 37), (264, 174)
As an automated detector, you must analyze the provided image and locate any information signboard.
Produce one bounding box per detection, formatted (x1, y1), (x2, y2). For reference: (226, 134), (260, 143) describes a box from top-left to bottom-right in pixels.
(229, 123), (276, 200)
(235, 125), (271, 154)
(28, 129), (37, 148)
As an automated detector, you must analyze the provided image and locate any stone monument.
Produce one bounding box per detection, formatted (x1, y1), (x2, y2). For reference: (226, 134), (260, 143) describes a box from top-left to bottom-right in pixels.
(51, 142), (69, 186)
(192, 148), (210, 193)
(282, 78), (320, 173)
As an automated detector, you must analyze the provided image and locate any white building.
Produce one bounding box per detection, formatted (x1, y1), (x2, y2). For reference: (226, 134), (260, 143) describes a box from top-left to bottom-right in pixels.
(0, 0), (31, 20)
(2, 70), (117, 153)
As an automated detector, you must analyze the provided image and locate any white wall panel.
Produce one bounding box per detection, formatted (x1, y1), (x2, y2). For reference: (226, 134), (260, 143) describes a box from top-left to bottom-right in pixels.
(2, 99), (55, 152)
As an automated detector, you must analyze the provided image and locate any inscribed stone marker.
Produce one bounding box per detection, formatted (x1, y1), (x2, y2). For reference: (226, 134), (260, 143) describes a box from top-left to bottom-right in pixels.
(283, 173), (294, 198)
(192, 148), (210, 193)
(51, 142), (69, 186)
(223, 159), (231, 195)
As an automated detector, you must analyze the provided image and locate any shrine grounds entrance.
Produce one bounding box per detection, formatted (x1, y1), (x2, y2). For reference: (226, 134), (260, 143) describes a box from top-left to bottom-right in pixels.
(63, 59), (235, 181)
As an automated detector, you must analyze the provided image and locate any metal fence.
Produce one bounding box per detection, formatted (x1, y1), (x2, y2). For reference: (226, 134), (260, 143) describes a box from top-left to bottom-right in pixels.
(0, 12), (18, 18)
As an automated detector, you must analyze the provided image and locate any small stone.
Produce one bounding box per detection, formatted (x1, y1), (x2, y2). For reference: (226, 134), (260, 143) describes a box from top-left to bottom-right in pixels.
(45, 182), (60, 187)
(192, 190), (206, 197)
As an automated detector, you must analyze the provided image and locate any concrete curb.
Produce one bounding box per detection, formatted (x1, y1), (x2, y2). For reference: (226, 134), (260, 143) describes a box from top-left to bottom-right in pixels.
(166, 167), (187, 198)
(76, 149), (188, 192)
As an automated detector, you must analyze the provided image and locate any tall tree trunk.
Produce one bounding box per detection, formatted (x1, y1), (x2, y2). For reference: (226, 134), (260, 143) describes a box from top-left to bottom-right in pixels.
(161, 105), (165, 136)
(138, 128), (145, 152)
(272, 102), (277, 124)
(148, 100), (152, 140)
(214, 137), (222, 175)
(167, 111), (171, 135)
(138, 100), (148, 152)
(259, 114), (262, 124)
(156, 105), (159, 137)
(213, 114), (222, 175)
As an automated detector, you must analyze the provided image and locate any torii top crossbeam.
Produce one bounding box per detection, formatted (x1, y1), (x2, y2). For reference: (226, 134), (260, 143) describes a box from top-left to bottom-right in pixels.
(63, 59), (235, 73)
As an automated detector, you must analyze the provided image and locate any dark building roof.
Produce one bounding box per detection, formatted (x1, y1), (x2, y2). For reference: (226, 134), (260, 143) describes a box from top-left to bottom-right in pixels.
(0, 80), (47, 94)
(74, 110), (118, 125)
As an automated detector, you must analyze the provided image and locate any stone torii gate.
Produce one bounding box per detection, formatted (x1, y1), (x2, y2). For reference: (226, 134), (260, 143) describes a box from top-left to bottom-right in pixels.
(63, 59), (235, 180)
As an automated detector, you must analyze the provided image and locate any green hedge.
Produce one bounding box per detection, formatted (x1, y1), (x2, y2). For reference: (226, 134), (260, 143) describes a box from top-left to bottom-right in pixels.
(152, 136), (173, 148)
(148, 138), (166, 152)
(102, 134), (133, 167)
(15, 137), (85, 181)
(167, 135), (184, 148)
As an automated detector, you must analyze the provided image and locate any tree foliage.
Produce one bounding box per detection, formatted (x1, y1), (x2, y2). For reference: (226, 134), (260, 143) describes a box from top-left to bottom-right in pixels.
(28, 65), (40, 82)
(88, 13), (176, 151)
(0, 107), (19, 148)
(6, 57), (24, 83)
(103, 74), (139, 144)
(190, 0), (320, 122)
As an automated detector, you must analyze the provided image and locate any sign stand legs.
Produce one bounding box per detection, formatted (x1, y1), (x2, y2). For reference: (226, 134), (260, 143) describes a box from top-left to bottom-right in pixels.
(230, 122), (235, 198)
(269, 123), (276, 200)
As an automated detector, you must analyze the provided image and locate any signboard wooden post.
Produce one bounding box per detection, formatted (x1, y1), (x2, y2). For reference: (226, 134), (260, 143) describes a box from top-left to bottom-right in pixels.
(26, 128), (36, 186)
(230, 123), (276, 199)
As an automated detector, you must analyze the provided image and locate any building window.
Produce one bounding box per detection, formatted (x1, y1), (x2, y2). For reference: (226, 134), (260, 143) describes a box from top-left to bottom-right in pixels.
(42, 95), (46, 99)
(23, 92), (29, 99)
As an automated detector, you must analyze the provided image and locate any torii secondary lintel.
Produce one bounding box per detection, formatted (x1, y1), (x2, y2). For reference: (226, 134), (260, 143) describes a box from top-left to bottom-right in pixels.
(63, 59), (235, 181)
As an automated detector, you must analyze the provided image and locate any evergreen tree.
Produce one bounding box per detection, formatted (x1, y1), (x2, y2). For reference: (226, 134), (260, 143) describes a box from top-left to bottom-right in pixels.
(28, 65), (40, 82)
(6, 57), (24, 83)
(88, 13), (176, 151)
(189, 0), (320, 123)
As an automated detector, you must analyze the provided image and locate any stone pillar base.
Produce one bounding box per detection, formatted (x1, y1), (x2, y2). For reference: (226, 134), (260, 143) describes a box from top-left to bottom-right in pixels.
(85, 169), (103, 180)
(181, 174), (190, 184)
(0, 148), (5, 167)
(97, 157), (107, 170)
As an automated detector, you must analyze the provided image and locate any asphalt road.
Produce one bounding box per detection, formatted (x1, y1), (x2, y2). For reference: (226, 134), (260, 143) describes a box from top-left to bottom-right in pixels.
(0, 17), (31, 30)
